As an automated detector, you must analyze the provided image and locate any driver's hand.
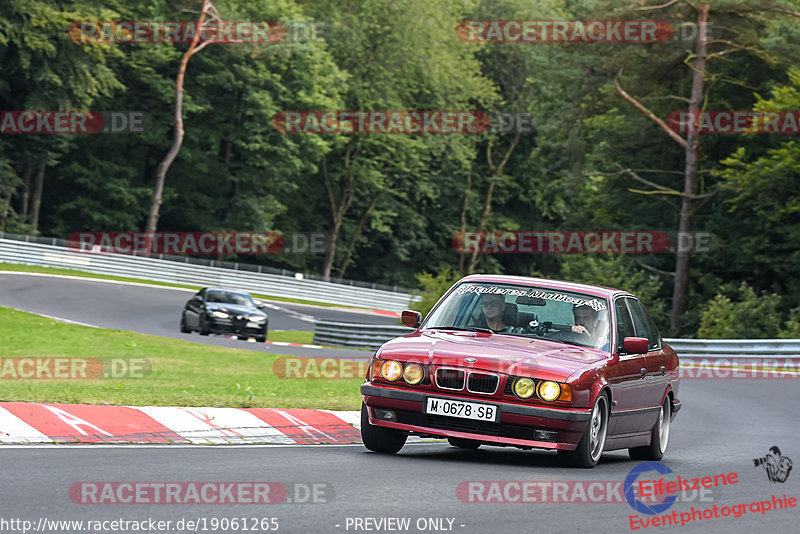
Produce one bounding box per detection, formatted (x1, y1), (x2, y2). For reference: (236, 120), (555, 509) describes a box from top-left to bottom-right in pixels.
(572, 325), (591, 336)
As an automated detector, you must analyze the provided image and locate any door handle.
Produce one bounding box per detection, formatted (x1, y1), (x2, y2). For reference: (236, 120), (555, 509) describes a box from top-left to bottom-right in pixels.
(641, 368), (647, 376)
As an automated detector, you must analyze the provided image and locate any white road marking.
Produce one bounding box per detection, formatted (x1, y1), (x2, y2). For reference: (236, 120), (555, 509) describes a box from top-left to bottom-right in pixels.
(0, 407), (52, 443)
(136, 406), (295, 445)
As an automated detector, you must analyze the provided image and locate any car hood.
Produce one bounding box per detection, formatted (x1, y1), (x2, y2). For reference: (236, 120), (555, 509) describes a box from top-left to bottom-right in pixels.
(378, 329), (609, 381)
(205, 303), (265, 317)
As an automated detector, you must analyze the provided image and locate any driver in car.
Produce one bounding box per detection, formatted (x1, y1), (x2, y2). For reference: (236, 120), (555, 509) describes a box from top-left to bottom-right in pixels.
(478, 294), (513, 333)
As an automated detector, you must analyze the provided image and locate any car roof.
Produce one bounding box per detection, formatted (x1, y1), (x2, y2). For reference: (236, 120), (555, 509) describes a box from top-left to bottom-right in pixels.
(457, 274), (633, 299)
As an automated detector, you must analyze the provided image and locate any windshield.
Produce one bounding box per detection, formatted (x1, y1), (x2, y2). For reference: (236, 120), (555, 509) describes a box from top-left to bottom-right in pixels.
(206, 291), (255, 306)
(424, 282), (610, 351)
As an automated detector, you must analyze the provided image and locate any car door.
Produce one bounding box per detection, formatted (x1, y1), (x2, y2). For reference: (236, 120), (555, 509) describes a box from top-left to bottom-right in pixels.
(627, 297), (667, 426)
(607, 296), (648, 435)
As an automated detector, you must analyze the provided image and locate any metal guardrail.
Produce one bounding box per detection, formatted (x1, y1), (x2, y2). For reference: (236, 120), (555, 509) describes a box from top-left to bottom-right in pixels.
(313, 321), (800, 355)
(0, 236), (417, 311)
(662, 339), (800, 360)
(314, 321), (413, 348)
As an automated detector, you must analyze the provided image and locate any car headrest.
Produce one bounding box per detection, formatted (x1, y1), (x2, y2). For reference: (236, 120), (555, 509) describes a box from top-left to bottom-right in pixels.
(502, 303), (518, 326)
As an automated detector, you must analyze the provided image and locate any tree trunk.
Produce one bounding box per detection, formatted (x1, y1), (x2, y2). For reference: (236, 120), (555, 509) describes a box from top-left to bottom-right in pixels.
(467, 130), (521, 273)
(19, 163), (31, 220)
(336, 191), (381, 282)
(30, 162), (45, 233)
(458, 158), (473, 275)
(0, 187), (12, 231)
(146, 0), (216, 233)
(670, 3), (709, 336)
(321, 153), (352, 281)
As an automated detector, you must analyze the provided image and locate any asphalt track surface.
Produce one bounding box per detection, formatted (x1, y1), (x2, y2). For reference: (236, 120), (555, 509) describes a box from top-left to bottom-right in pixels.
(0, 272), (398, 358)
(2, 272), (799, 532)
(1, 380), (798, 533)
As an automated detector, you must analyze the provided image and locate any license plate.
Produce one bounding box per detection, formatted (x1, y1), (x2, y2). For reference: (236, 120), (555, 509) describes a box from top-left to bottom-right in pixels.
(425, 397), (499, 423)
(246, 321), (260, 328)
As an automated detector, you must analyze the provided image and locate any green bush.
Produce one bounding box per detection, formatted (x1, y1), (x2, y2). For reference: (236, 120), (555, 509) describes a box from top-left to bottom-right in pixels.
(414, 267), (462, 318)
(697, 282), (800, 339)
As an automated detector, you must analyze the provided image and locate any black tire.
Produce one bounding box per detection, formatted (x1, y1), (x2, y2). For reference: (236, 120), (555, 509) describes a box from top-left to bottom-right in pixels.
(559, 393), (609, 468)
(447, 437), (481, 450)
(629, 397), (671, 461)
(180, 313), (191, 333)
(198, 315), (210, 336)
(360, 403), (407, 454)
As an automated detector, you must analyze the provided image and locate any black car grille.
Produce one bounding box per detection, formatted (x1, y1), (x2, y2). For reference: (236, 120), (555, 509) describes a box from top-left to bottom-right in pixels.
(467, 372), (499, 394)
(231, 315), (249, 330)
(435, 368), (465, 390)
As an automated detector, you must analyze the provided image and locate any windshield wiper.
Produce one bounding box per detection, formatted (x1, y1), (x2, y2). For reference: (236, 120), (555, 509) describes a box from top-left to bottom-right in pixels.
(429, 326), (494, 334)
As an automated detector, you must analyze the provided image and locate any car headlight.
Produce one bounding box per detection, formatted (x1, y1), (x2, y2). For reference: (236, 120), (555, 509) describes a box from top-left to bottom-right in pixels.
(538, 381), (561, 402)
(403, 363), (424, 385)
(248, 315), (266, 322)
(380, 360), (403, 381)
(211, 311), (229, 319)
(513, 378), (536, 399)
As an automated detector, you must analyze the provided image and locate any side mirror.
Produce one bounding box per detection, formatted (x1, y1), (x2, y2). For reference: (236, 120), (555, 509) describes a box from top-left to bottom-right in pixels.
(401, 310), (422, 329)
(623, 337), (649, 354)
(193, 295), (203, 302)
(253, 299), (266, 310)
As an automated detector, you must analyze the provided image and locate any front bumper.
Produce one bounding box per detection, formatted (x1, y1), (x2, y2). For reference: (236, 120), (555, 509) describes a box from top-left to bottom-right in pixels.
(207, 316), (267, 337)
(361, 383), (592, 451)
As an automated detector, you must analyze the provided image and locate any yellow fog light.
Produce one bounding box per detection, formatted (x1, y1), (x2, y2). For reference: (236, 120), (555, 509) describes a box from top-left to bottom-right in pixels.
(513, 378), (535, 399)
(380, 360), (403, 381)
(538, 381), (561, 402)
(403, 363), (424, 385)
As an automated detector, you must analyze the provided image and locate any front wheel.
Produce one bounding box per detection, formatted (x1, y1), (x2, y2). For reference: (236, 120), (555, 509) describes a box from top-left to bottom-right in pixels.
(180, 312), (191, 333)
(559, 393), (609, 468)
(361, 403), (407, 454)
(198, 315), (210, 335)
(629, 397), (671, 461)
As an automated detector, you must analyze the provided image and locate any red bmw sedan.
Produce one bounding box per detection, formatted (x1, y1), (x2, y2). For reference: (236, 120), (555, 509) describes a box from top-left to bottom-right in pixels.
(361, 275), (681, 467)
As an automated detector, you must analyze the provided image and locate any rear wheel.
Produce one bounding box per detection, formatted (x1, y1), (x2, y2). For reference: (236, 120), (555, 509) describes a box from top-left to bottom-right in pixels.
(629, 397), (671, 461)
(361, 403), (407, 454)
(559, 393), (609, 468)
(447, 437), (481, 450)
(180, 313), (191, 333)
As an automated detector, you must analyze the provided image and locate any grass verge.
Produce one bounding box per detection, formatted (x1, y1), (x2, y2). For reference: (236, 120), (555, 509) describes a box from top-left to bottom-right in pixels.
(267, 330), (315, 345)
(0, 306), (363, 409)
